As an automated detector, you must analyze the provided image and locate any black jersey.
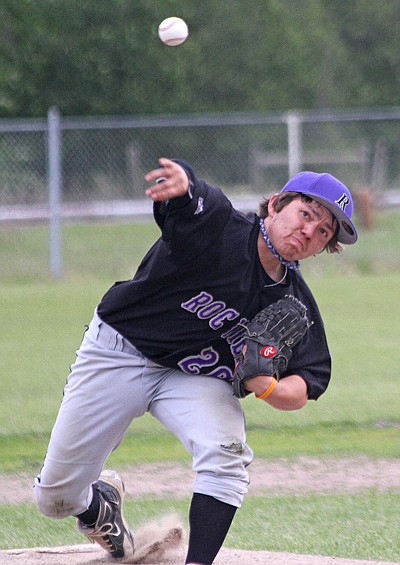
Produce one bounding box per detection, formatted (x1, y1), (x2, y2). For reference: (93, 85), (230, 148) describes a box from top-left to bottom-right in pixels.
(98, 164), (331, 400)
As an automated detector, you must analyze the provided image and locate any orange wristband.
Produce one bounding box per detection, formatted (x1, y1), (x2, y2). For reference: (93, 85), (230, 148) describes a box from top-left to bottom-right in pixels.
(255, 378), (277, 400)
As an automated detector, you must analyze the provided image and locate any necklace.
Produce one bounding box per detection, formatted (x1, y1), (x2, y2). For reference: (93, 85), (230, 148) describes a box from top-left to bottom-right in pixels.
(259, 218), (300, 271)
(263, 264), (288, 288)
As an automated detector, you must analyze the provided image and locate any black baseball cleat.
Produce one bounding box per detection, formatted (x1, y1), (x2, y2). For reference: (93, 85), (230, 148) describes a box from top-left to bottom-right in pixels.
(77, 470), (134, 559)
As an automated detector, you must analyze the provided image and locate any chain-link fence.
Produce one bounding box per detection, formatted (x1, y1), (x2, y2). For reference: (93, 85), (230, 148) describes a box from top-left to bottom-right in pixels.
(1, 107), (400, 280)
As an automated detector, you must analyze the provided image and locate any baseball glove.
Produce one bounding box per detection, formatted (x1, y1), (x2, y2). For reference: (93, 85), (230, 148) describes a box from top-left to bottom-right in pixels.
(232, 295), (312, 398)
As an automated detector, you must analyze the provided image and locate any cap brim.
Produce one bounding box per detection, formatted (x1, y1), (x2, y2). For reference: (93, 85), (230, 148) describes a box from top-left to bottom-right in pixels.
(310, 195), (358, 245)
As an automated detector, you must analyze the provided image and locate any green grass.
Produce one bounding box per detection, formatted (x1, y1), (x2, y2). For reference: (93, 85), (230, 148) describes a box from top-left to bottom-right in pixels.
(236, 493), (400, 560)
(0, 208), (399, 282)
(1, 272), (399, 439)
(1, 212), (399, 559)
(0, 220), (160, 282)
(1, 494), (400, 561)
(0, 422), (398, 475)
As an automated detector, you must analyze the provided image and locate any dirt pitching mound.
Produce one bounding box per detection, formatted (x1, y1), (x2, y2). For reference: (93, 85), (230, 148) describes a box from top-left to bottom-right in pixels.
(2, 457), (400, 564)
(2, 513), (399, 565)
(2, 544), (400, 565)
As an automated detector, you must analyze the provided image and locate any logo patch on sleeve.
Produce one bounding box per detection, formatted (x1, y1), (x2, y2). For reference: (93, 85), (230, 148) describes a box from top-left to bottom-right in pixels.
(194, 197), (204, 215)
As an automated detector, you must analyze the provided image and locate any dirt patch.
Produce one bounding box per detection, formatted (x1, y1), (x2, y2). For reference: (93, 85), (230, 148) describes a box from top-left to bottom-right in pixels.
(1, 456), (400, 565)
(2, 544), (400, 565)
(4, 455), (400, 505)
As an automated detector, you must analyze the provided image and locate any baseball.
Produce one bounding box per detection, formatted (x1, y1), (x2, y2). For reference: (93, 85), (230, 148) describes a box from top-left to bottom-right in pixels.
(158, 17), (189, 46)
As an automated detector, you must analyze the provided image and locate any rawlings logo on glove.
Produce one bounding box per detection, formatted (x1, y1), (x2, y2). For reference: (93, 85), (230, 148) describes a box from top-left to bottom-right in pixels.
(232, 295), (312, 398)
(260, 346), (278, 358)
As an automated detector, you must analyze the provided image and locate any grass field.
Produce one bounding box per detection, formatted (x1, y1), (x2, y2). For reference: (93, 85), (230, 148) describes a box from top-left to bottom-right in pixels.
(2, 493), (400, 560)
(0, 211), (399, 560)
(1, 207), (400, 282)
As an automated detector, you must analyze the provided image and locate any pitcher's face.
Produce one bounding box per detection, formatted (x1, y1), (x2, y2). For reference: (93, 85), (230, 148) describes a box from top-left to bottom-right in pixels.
(265, 195), (337, 261)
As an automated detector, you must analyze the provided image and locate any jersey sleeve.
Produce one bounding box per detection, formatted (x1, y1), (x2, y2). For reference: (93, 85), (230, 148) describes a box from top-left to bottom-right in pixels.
(285, 321), (331, 400)
(270, 273), (332, 401)
(153, 160), (234, 262)
(153, 159), (197, 229)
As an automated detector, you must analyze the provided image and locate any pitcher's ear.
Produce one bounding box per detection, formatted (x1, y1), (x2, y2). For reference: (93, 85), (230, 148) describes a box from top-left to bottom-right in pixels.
(267, 193), (280, 216)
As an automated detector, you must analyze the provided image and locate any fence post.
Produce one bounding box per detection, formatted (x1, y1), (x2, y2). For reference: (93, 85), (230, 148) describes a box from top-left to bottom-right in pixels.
(47, 107), (62, 279)
(287, 111), (302, 178)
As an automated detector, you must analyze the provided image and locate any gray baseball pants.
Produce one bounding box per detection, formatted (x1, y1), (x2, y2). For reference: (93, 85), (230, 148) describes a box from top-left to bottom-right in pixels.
(34, 311), (253, 519)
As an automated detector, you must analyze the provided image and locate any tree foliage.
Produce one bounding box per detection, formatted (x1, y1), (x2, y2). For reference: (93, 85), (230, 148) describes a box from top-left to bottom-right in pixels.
(0, 0), (399, 117)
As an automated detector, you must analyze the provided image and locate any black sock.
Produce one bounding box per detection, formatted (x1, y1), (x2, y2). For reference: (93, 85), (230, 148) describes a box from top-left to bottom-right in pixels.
(75, 485), (100, 526)
(185, 493), (237, 565)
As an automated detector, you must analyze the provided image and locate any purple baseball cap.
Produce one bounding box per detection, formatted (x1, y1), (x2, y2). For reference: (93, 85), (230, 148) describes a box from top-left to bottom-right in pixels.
(280, 171), (358, 244)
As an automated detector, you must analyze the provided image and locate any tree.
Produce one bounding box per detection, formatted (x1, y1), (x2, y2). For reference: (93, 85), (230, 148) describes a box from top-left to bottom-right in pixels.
(0, 0), (399, 118)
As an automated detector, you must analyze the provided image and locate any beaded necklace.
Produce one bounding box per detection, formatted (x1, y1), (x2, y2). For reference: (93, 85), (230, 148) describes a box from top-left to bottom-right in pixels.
(259, 218), (300, 271)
